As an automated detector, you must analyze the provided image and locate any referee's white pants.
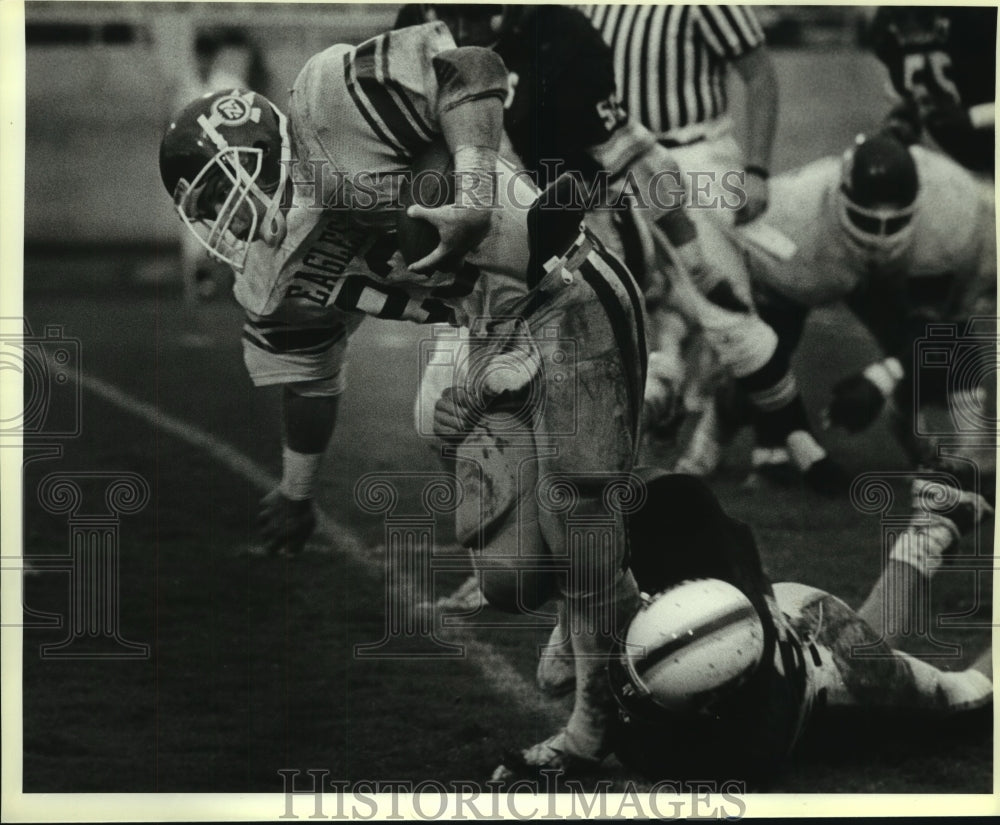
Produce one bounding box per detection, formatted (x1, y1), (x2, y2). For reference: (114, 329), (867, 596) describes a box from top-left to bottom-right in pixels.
(647, 123), (767, 407)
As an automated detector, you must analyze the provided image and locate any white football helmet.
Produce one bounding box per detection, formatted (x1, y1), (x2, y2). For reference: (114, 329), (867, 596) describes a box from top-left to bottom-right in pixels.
(615, 578), (766, 714)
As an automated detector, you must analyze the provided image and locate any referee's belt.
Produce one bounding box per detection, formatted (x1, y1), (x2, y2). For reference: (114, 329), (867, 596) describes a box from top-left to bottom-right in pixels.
(658, 135), (707, 150)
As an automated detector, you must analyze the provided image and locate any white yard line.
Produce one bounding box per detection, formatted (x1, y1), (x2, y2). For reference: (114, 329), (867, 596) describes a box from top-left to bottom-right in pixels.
(75, 369), (561, 724)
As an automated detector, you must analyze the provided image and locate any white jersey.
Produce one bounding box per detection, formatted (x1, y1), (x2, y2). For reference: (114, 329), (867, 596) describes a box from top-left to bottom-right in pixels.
(233, 22), (527, 328)
(745, 146), (996, 318)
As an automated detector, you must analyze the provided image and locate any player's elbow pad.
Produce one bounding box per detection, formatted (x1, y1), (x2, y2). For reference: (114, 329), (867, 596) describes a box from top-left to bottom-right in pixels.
(433, 48), (509, 114)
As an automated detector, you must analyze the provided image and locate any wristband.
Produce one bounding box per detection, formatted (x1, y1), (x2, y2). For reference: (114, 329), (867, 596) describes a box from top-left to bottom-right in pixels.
(453, 145), (498, 209)
(744, 164), (770, 181)
(280, 446), (323, 501)
(863, 357), (904, 398)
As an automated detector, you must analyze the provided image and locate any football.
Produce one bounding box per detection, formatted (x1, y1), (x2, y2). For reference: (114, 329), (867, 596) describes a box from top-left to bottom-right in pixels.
(396, 139), (455, 265)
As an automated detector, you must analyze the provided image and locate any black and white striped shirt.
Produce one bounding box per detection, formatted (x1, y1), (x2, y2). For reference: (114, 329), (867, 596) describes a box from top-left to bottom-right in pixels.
(579, 4), (765, 137)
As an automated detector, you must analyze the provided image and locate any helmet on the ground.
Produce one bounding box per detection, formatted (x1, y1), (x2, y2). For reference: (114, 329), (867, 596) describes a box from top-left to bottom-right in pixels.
(837, 133), (918, 256)
(159, 89), (291, 271)
(612, 578), (766, 716)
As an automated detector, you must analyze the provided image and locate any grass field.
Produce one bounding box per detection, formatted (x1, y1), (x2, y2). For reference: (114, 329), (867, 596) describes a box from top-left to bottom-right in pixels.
(12, 45), (995, 809)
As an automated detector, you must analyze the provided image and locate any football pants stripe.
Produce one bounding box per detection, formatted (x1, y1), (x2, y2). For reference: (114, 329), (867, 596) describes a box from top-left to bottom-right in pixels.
(578, 256), (643, 441)
(241, 325), (346, 355)
(589, 236), (649, 403)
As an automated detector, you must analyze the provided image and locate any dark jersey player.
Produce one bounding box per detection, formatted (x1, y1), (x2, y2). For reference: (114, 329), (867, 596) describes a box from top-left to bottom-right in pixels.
(395, 3), (618, 190)
(607, 470), (992, 787)
(398, 3), (846, 498)
(871, 5), (996, 174)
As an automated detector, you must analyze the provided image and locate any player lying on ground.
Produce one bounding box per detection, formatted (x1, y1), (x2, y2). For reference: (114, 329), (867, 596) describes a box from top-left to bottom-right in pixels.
(404, 3), (844, 498)
(507, 469), (992, 787)
(160, 20), (650, 780)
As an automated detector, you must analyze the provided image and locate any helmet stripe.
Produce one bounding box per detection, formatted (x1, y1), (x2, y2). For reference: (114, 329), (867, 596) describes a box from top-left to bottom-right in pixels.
(632, 601), (760, 677)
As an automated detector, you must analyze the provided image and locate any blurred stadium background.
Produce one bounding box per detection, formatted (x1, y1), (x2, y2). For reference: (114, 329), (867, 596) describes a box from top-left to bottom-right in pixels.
(15, 2), (993, 801)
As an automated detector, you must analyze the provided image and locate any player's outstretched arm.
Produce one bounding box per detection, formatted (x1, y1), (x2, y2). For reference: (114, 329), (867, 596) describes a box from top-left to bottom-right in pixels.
(258, 385), (340, 555)
(407, 48), (507, 273)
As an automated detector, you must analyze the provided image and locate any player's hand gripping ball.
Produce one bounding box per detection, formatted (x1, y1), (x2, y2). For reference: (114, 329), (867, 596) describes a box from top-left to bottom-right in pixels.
(396, 140), (457, 268)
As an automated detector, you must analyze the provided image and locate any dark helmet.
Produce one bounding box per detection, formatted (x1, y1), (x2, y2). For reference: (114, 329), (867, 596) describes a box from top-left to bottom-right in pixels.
(159, 88), (290, 270)
(418, 4), (524, 46)
(838, 133), (919, 254)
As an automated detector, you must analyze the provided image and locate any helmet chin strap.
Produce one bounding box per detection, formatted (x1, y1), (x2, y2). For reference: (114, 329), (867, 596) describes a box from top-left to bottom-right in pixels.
(258, 202), (286, 247)
(257, 104), (292, 248)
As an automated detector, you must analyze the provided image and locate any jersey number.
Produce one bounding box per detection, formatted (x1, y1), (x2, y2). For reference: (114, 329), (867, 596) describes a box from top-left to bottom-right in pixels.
(596, 94), (627, 132)
(903, 51), (961, 106)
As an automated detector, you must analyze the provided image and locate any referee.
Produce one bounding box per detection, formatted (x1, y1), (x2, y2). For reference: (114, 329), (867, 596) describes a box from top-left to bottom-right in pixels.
(580, 4), (778, 225)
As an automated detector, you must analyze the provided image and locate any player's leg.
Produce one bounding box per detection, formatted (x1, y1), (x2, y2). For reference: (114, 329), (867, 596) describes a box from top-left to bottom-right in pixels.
(858, 352), (996, 636)
(857, 467), (995, 643)
(536, 597), (575, 697)
(676, 130), (839, 485)
(670, 212), (843, 493)
(604, 206), (688, 443)
(775, 583), (992, 715)
(517, 237), (644, 769)
(242, 305), (364, 554)
(416, 265), (533, 608)
(449, 352), (555, 613)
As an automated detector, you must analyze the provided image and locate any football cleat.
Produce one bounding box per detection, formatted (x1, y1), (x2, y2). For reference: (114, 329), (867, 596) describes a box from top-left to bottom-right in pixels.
(490, 730), (602, 782)
(257, 487), (317, 555)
